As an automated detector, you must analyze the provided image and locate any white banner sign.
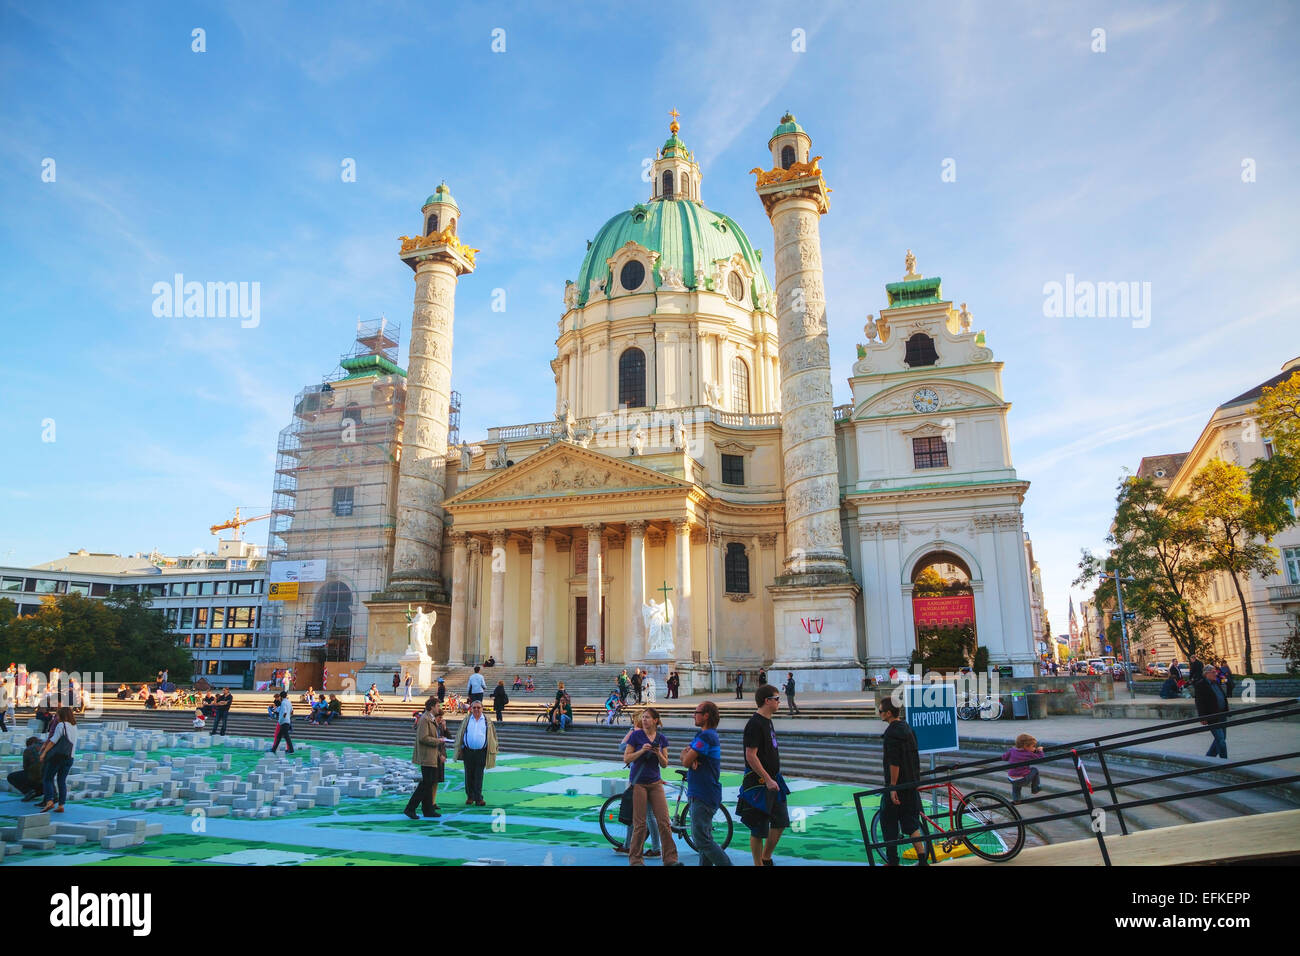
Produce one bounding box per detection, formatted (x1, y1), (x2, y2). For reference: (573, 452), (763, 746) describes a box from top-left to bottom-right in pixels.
(269, 559), (327, 583)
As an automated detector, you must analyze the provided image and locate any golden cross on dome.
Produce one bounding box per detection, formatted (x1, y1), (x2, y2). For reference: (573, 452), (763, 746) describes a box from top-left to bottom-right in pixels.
(669, 108), (680, 133)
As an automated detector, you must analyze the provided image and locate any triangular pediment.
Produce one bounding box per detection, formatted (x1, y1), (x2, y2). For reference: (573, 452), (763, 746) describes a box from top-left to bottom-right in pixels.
(445, 442), (690, 508)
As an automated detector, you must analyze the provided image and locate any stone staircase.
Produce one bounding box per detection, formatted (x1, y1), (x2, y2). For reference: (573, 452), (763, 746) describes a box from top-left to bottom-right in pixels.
(428, 664), (631, 698)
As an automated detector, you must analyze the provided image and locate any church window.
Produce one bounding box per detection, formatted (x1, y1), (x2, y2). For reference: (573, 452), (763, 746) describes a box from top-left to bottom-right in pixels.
(781, 145), (796, 169)
(315, 580), (353, 639)
(904, 333), (939, 367)
(342, 403), (362, 426)
(681, 173), (690, 198)
(731, 357), (750, 414)
(618, 348), (646, 408)
(332, 486), (355, 516)
(620, 260), (646, 292)
(426, 214), (438, 235)
(912, 436), (949, 469)
(725, 543), (750, 593)
(662, 170), (674, 199)
(728, 271), (745, 302)
(721, 454), (745, 486)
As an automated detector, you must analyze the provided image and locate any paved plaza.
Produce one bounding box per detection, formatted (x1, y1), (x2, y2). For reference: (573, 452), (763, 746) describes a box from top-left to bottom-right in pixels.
(0, 723), (874, 866)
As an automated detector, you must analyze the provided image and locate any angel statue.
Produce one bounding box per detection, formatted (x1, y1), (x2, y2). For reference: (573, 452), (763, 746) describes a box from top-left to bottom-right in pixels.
(629, 425), (647, 456)
(642, 599), (674, 658)
(404, 605), (436, 659)
(556, 399), (576, 442)
(863, 314), (878, 342)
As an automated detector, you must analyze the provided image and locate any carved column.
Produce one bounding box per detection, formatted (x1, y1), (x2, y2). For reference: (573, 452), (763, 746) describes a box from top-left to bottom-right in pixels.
(448, 531), (469, 666)
(672, 518), (693, 661)
(585, 523), (603, 658)
(626, 520), (646, 661)
(755, 148), (848, 580)
(389, 240), (475, 598)
(529, 527), (547, 662)
(488, 530), (506, 663)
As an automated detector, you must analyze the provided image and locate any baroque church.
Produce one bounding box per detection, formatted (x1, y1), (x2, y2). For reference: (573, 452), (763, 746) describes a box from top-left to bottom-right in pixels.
(316, 113), (1038, 693)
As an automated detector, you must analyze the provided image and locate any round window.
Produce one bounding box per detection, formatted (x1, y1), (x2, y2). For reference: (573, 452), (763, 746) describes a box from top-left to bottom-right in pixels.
(620, 260), (646, 291)
(728, 271), (745, 301)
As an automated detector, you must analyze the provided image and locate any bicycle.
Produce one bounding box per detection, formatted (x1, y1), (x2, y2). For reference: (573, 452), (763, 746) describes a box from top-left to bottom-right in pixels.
(598, 769), (733, 854)
(594, 702), (634, 727)
(956, 694), (1003, 720)
(868, 764), (1024, 863)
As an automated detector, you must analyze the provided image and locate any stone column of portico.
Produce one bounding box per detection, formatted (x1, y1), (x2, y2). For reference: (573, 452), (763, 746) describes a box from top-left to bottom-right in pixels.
(585, 523), (603, 657)
(447, 531), (469, 666)
(529, 527), (547, 662)
(626, 520), (647, 661)
(672, 518), (693, 661)
(488, 530), (506, 663)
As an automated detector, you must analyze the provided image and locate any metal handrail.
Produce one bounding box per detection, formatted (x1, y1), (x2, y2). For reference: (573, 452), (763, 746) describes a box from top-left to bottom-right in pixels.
(854, 697), (1300, 866)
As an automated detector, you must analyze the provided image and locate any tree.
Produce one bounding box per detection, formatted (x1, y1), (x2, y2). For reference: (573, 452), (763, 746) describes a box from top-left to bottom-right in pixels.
(1076, 476), (1211, 661)
(1250, 369), (1300, 530)
(1189, 458), (1280, 675)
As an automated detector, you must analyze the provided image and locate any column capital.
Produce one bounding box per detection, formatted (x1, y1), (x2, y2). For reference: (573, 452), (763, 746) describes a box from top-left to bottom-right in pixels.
(529, 526), (548, 542)
(626, 519), (647, 536)
(583, 522), (604, 536)
(758, 532), (779, 548)
(490, 528), (507, 548)
(671, 516), (692, 533)
(448, 530), (468, 546)
(468, 538), (483, 554)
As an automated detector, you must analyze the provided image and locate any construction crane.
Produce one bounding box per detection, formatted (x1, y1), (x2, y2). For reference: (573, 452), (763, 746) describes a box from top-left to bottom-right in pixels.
(209, 507), (271, 542)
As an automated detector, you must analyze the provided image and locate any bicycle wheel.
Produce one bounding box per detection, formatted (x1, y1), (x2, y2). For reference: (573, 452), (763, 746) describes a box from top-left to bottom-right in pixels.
(680, 800), (734, 853)
(869, 807), (932, 865)
(955, 790), (1024, 861)
(598, 794), (625, 848)
(980, 700), (1003, 720)
(535, 711), (549, 724)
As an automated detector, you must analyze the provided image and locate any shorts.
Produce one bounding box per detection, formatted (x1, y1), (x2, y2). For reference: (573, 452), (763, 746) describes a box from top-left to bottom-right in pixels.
(738, 790), (791, 838)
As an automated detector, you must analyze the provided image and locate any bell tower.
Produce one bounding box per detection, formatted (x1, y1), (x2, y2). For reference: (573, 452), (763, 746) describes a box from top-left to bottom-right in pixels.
(650, 110), (701, 202)
(752, 112), (863, 691)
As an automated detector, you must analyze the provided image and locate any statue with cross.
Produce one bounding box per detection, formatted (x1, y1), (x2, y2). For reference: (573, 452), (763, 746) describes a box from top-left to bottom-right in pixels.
(642, 581), (675, 659)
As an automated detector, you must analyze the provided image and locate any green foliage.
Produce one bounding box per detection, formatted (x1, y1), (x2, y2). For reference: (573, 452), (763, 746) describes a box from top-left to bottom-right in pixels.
(914, 625), (977, 671)
(1272, 617), (1300, 677)
(972, 646), (990, 673)
(0, 589), (190, 681)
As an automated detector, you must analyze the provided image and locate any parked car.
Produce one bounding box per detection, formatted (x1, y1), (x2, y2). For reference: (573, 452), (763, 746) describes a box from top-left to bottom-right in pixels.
(1146, 662), (1169, 677)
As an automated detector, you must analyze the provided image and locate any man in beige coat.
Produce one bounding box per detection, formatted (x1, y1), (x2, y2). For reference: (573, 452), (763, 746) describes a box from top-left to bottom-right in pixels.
(452, 698), (499, 806)
(404, 698), (448, 819)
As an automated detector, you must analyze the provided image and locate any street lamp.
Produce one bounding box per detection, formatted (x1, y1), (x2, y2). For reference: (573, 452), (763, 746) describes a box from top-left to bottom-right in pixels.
(1099, 568), (1137, 698)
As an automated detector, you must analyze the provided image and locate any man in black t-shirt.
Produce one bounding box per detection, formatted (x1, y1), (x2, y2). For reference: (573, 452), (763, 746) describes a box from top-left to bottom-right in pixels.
(212, 688), (233, 736)
(878, 697), (928, 865)
(738, 684), (789, 866)
(631, 668), (643, 705)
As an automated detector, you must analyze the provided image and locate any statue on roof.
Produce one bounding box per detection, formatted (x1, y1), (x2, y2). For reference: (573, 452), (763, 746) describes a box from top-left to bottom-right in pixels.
(904, 250), (921, 280)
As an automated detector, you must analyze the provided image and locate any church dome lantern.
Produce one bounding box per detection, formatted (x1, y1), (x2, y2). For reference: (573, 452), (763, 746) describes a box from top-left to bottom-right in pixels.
(421, 181), (460, 237)
(768, 111), (812, 170)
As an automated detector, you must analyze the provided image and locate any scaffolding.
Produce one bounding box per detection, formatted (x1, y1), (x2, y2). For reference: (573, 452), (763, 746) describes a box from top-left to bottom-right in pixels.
(263, 319), (407, 666)
(449, 390), (462, 448)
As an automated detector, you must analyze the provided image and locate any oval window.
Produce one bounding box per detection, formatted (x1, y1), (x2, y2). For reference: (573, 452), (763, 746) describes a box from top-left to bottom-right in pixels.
(620, 260), (646, 291)
(728, 271), (745, 301)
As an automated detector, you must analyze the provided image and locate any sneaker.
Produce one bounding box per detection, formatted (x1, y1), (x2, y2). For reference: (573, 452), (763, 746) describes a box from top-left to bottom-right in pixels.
(614, 845), (628, 854)
(645, 849), (660, 858)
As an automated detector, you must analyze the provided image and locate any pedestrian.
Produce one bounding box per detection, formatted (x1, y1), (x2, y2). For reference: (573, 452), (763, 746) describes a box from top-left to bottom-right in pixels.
(491, 679), (509, 724)
(211, 686), (232, 735)
(392, 670), (401, 697)
(1191, 661), (1229, 759)
(1001, 733), (1045, 803)
(402, 672), (414, 702)
(737, 685), (789, 866)
(667, 671), (679, 699)
(631, 668), (643, 705)
(783, 672), (800, 715)
(453, 699), (497, 806)
(618, 669), (630, 703)
(403, 698), (448, 820)
(735, 670), (745, 700)
(643, 672), (656, 703)
(437, 677), (446, 702)
(38, 706), (77, 812)
(615, 725), (660, 856)
(622, 707), (680, 866)
(7, 735), (44, 801)
(877, 696), (928, 865)
(757, 666), (767, 687)
(681, 700), (731, 866)
(0, 678), (10, 733)
(270, 691), (295, 755)
(1216, 659), (1235, 699)
(467, 665), (486, 704)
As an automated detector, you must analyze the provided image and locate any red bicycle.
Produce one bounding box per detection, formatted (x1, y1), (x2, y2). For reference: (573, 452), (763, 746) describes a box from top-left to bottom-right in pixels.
(869, 765), (1025, 863)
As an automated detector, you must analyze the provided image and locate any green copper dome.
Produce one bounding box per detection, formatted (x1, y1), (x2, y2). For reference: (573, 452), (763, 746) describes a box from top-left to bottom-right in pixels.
(575, 200), (772, 307)
(422, 182), (459, 209)
(768, 111), (806, 146)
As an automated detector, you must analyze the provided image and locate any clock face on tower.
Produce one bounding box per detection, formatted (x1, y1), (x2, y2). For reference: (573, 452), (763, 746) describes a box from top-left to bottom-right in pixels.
(911, 387), (940, 413)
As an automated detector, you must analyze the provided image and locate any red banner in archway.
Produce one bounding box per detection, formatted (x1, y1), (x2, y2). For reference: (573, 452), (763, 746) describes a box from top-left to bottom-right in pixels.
(912, 595), (975, 629)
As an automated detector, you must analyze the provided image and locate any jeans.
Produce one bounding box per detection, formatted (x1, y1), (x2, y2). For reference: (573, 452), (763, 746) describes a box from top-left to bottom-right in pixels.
(43, 757), (71, 806)
(689, 798), (732, 866)
(494, 705), (505, 724)
(786, 693), (798, 714)
(1010, 767), (1041, 801)
(212, 709), (229, 734)
(1206, 725), (1228, 758)
(403, 686), (412, 701)
(462, 746), (487, 802)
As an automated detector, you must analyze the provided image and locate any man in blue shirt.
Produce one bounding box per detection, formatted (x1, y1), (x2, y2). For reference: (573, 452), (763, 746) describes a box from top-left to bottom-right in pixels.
(681, 699), (731, 865)
(466, 666), (486, 704)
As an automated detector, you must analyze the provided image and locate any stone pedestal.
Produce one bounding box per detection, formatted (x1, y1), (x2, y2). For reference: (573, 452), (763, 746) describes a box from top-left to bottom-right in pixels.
(768, 581), (863, 691)
(398, 653), (433, 693)
(362, 598), (450, 670)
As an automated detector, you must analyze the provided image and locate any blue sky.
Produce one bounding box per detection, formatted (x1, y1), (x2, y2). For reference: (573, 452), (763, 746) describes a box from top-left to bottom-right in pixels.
(2, 0), (1298, 641)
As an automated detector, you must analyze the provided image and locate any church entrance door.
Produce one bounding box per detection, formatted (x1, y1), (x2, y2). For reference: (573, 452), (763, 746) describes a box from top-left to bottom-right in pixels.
(574, 597), (605, 664)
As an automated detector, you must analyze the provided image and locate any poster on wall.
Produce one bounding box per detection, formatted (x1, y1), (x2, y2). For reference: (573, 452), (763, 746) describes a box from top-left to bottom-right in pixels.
(911, 595), (976, 629)
(269, 559), (327, 583)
